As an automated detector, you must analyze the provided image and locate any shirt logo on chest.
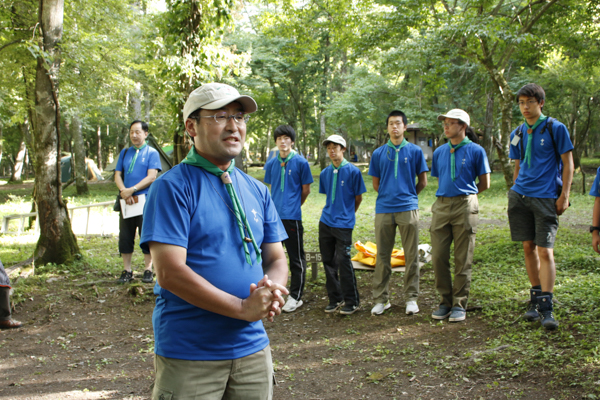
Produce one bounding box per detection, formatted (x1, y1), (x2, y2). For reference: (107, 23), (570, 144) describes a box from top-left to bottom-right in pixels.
(540, 139), (545, 146)
(251, 209), (259, 222)
(288, 170), (292, 175)
(404, 157), (408, 163)
(341, 180), (345, 186)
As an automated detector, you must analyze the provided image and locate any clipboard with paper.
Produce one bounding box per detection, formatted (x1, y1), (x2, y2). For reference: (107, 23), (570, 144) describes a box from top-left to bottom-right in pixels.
(120, 194), (146, 219)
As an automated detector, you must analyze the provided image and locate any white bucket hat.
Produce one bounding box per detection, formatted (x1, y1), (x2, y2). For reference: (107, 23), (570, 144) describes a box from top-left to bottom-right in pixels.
(437, 109), (470, 126)
(183, 83), (258, 122)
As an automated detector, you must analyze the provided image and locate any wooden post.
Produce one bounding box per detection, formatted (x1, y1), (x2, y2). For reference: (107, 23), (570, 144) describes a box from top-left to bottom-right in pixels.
(305, 252), (322, 281)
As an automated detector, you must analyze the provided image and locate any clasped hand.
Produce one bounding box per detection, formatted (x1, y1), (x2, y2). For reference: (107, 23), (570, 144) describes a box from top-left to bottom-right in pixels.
(243, 275), (289, 323)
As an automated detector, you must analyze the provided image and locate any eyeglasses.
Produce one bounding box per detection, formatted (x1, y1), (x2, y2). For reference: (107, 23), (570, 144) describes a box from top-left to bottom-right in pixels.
(442, 122), (459, 127)
(194, 111), (250, 125)
(518, 100), (538, 107)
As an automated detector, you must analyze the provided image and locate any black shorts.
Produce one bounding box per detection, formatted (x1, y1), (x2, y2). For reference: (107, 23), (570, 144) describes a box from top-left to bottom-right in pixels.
(507, 189), (558, 248)
(118, 214), (148, 254)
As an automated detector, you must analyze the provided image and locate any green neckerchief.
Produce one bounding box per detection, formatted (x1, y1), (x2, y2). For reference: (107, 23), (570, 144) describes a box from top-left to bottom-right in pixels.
(181, 147), (261, 265)
(331, 159), (349, 204)
(386, 139), (408, 178)
(277, 150), (297, 192)
(127, 141), (148, 174)
(523, 113), (547, 168)
(448, 137), (472, 181)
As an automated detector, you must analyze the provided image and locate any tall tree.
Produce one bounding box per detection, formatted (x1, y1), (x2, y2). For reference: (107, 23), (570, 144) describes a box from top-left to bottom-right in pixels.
(31, 0), (79, 265)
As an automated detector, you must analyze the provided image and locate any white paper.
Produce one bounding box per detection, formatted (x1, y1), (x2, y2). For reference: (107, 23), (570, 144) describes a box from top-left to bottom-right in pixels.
(120, 194), (146, 219)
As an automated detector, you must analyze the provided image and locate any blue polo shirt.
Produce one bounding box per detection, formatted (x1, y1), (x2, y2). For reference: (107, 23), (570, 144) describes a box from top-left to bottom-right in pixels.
(589, 167), (600, 197)
(264, 154), (313, 221)
(140, 164), (287, 361)
(368, 142), (428, 213)
(431, 142), (491, 197)
(319, 162), (367, 229)
(509, 118), (573, 198)
(115, 144), (161, 195)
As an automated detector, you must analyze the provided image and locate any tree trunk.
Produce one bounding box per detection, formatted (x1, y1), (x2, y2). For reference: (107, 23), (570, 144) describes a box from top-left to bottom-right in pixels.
(96, 126), (102, 172)
(319, 114), (327, 170)
(495, 94), (514, 189)
(32, 0), (79, 265)
(482, 92), (495, 162)
(72, 115), (88, 195)
(10, 138), (26, 182)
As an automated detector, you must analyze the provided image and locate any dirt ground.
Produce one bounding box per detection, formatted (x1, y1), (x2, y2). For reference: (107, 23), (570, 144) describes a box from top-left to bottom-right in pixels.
(0, 239), (584, 400)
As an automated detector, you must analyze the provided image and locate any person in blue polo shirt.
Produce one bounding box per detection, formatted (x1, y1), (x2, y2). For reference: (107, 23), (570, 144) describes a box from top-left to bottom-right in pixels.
(590, 168), (600, 253)
(114, 120), (161, 284)
(508, 83), (573, 331)
(430, 109), (490, 323)
(368, 110), (428, 316)
(264, 125), (314, 313)
(319, 135), (367, 315)
(141, 83), (289, 399)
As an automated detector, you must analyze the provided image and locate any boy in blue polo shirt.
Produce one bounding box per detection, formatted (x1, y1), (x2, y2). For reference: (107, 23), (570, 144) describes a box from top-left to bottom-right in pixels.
(115, 120), (161, 284)
(508, 83), (574, 330)
(590, 168), (600, 253)
(368, 110), (428, 316)
(319, 135), (367, 315)
(264, 125), (314, 312)
(430, 109), (490, 322)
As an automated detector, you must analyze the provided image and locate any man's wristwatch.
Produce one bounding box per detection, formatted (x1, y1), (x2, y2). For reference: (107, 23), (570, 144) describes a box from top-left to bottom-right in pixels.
(590, 226), (600, 233)
(133, 186), (138, 192)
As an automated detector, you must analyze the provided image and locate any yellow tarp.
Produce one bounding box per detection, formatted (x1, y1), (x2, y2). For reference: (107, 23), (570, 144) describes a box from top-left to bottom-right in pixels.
(351, 241), (406, 267)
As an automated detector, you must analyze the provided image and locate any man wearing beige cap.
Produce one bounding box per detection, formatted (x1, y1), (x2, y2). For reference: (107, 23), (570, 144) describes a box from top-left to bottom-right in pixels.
(319, 135), (366, 315)
(141, 83), (289, 399)
(430, 109), (490, 322)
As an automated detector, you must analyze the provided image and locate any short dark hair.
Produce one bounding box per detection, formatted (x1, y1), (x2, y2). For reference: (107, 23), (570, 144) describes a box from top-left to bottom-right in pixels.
(386, 110), (408, 126)
(516, 83), (545, 104)
(274, 125), (296, 143)
(130, 120), (149, 132)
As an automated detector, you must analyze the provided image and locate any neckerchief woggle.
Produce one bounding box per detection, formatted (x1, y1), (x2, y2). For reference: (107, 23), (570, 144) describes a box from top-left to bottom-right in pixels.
(331, 159), (349, 203)
(182, 147), (261, 265)
(386, 139), (408, 178)
(448, 137), (472, 181)
(127, 141), (147, 174)
(523, 114), (547, 168)
(277, 150), (297, 192)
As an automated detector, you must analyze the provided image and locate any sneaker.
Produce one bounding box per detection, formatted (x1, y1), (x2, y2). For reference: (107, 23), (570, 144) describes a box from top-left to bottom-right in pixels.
(449, 307), (466, 322)
(405, 300), (419, 315)
(117, 270), (133, 284)
(523, 288), (541, 321)
(431, 305), (452, 320)
(538, 295), (559, 330)
(142, 270), (154, 283)
(282, 297), (303, 313)
(371, 301), (391, 315)
(324, 301), (344, 313)
(340, 304), (360, 315)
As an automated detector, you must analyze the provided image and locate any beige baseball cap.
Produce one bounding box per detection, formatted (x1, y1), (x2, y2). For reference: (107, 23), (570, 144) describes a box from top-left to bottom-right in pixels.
(183, 83), (258, 122)
(437, 109), (470, 126)
(322, 134), (346, 149)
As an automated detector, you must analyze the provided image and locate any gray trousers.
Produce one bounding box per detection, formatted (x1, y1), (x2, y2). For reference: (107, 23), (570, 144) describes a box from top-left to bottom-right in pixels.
(430, 195), (479, 309)
(373, 210), (420, 304)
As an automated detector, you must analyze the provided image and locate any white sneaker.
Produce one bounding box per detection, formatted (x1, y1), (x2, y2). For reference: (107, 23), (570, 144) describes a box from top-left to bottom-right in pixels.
(282, 297), (303, 313)
(405, 300), (419, 315)
(371, 301), (391, 315)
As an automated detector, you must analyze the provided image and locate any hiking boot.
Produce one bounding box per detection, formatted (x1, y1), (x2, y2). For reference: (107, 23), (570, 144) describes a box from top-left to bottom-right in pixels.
(0, 319), (22, 329)
(538, 294), (559, 331)
(340, 304), (360, 315)
(282, 297), (303, 313)
(449, 307), (466, 322)
(431, 305), (452, 320)
(324, 301), (344, 313)
(371, 301), (391, 315)
(405, 300), (419, 315)
(117, 270), (133, 284)
(523, 288), (541, 321)
(142, 270), (154, 283)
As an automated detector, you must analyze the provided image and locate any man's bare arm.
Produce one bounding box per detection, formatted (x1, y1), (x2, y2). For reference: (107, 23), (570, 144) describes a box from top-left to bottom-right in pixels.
(477, 173), (490, 193)
(556, 151), (573, 215)
(513, 159), (520, 185)
(355, 194), (363, 213)
(372, 176), (380, 192)
(150, 241), (280, 322)
(416, 172), (427, 195)
(301, 184), (311, 205)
